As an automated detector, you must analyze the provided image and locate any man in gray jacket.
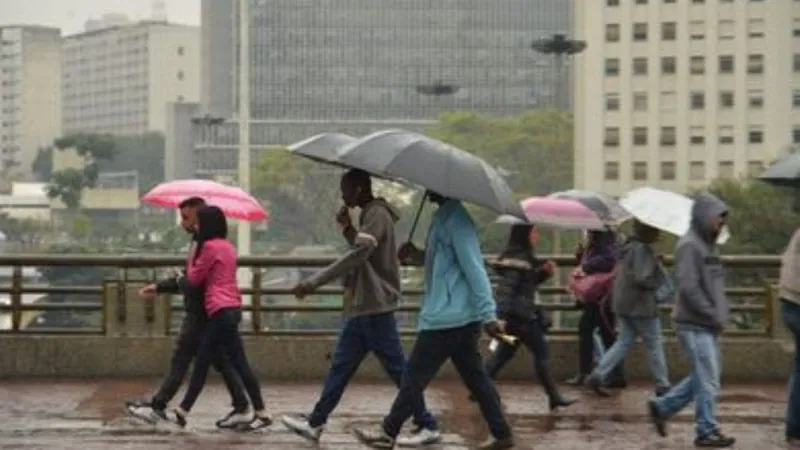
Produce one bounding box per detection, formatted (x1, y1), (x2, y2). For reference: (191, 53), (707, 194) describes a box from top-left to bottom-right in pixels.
(647, 192), (735, 448)
(281, 169), (440, 447)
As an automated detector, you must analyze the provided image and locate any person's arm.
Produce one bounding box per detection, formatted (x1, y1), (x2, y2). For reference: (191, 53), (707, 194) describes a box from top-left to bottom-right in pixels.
(186, 245), (218, 287)
(306, 206), (388, 289)
(674, 241), (717, 324)
(450, 211), (496, 324)
(155, 275), (181, 294)
(630, 244), (660, 289)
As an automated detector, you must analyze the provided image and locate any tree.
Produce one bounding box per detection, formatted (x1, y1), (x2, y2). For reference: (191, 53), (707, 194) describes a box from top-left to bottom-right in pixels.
(97, 132), (165, 192)
(46, 133), (117, 210)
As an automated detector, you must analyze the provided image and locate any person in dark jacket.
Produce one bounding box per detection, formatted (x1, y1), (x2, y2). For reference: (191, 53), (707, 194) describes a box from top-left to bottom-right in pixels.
(566, 229), (626, 387)
(125, 197), (250, 429)
(485, 224), (575, 410)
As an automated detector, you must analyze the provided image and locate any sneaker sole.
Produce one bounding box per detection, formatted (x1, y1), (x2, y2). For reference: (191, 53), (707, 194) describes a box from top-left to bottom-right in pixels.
(125, 406), (160, 425)
(281, 419), (320, 442)
(397, 436), (443, 447)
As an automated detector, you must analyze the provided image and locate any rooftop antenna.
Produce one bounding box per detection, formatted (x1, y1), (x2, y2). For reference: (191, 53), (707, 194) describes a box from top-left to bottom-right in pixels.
(151, 0), (168, 22)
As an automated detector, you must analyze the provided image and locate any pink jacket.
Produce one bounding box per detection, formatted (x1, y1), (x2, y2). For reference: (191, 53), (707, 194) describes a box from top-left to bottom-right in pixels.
(187, 238), (241, 317)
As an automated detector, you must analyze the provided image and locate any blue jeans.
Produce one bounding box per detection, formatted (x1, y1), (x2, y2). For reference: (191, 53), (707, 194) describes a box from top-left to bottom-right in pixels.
(307, 312), (438, 431)
(781, 301), (800, 439)
(651, 328), (721, 438)
(592, 317), (670, 389)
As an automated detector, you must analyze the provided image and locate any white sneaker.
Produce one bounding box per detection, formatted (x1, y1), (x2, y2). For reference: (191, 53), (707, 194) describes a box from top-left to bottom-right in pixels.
(125, 401), (167, 424)
(216, 409), (253, 429)
(396, 427), (443, 447)
(281, 415), (323, 442)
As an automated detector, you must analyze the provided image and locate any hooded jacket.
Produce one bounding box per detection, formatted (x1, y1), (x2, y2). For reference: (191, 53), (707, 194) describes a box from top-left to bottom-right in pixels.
(492, 242), (551, 323)
(611, 237), (663, 318)
(579, 230), (619, 275)
(307, 198), (401, 317)
(672, 192), (730, 333)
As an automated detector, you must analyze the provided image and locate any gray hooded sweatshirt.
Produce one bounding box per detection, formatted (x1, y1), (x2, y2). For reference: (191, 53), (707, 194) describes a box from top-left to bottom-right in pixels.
(672, 192), (730, 334)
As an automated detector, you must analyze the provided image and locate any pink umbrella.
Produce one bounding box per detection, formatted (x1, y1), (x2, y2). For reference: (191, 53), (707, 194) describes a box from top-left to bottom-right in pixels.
(142, 179), (269, 222)
(513, 196), (607, 230)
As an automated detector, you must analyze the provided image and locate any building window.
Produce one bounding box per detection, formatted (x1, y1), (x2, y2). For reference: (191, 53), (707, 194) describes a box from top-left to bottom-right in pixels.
(794, 19), (800, 37)
(605, 127), (620, 146)
(661, 91), (676, 111)
(690, 56), (705, 75)
(689, 126), (705, 145)
(794, 89), (800, 108)
(177, 46), (185, 56)
(606, 24), (621, 42)
(795, 54), (800, 73)
(635, 0), (647, 4)
(793, 126), (800, 144)
(690, 92), (705, 110)
(719, 55), (735, 74)
(633, 162), (648, 181)
(607, 0), (620, 5)
(633, 57), (648, 75)
(633, 23), (649, 41)
(661, 127), (677, 146)
(718, 20), (735, 40)
(661, 161), (676, 181)
(718, 161), (735, 179)
(748, 54), (764, 74)
(177, 95), (184, 101)
(662, 22), (677, 41)
(633, 127), (648, 146)
(719, 91), (734, 109)
(690, 162), (706, 181)
(605, 58), (620, 76)
(749, 89), (764, 109)
(633, 92), (648, 111)
(605, 93), (620, 111)
(692, 0), (705, 3)
(747, 161), (764, 178)
(748, 126), (764, 144)
(664, 0), (676, 3)
(604, 162), (619, 180)
(719, 126), (734, 144)
(177, 70), (184, 80)
(661, 57), (677, 74)
(689, 21), (705, 40)
(748, 19), (765, 38)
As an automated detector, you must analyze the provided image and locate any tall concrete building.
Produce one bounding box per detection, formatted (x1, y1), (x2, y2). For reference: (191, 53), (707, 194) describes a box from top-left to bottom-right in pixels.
(189, 0), (573, 176)
(0, 25), (62, 182)
(62, 20), (200, 136)
(574, 0), (800, 196)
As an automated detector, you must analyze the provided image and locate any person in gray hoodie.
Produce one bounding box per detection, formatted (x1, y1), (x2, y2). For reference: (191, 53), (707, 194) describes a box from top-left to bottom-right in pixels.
(647, 192), (735, 448)
(281, 169), (440, 447)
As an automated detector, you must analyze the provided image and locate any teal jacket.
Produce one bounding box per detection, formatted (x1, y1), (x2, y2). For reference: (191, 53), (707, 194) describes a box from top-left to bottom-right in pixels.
(418, 200), (497, 331)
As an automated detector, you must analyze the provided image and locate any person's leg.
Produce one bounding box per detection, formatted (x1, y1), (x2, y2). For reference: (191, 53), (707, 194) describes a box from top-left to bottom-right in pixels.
(587, 317), (637, 396)
(599, 302), (625, 386)
(513, 320), (574, 410)
(352, 328), (451, 448)
(364, 312), (439, 440)
(210, 350), (251, 428)
(484, 340), (519, 379)
(692, 332), (735, 446)
(173, 315), (223, 426)
(571, 304), (598, 384)
(783, 301), (800, 441)
(636, 317), (671, 394)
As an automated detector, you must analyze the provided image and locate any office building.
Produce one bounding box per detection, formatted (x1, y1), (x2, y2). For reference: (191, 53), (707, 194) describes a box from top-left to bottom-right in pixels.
(574, 0), (799, 195)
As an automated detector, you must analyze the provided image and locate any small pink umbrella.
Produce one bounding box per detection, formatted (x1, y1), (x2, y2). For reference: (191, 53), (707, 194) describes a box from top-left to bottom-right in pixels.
(142, 179), (269, 222)
(495, 196), (608, 230)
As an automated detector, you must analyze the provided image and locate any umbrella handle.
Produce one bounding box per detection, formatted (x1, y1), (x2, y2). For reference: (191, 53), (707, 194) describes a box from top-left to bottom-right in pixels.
(407, 193), (428, 242)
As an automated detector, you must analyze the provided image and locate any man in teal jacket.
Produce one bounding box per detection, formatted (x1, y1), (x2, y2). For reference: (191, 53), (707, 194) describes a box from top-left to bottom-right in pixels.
(352, 192), (513, 450)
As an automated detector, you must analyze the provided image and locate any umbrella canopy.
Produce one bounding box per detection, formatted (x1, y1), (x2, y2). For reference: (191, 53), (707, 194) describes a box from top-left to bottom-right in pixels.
(619, 187), (729, 244)
(142, 179), (269, 222)
(548, 189), (631, 225)
(759, 153), (800, 187)
(287, 132), (357, 167)
(496, 196), (610, 230)
(326, 129), (525, 219)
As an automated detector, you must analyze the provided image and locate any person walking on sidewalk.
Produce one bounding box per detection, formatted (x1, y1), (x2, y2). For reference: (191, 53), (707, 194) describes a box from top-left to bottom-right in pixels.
(647, 192), (736, 448)
(169, 206), (272, 429)
(125, 197), (250, 429)
(777, 227), (800, 446)
(352, 192), (513, 450)
(281, 169), (441, 447)
(481, 223), (575, 411)
(586, 220), (671, 398)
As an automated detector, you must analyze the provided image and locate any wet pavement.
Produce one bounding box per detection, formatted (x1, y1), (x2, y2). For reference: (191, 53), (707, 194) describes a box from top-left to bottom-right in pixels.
(0, 378), (789, 449)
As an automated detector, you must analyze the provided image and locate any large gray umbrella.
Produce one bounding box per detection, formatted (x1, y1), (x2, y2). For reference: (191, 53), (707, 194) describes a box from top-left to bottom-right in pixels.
(334, 129), (526, 220)
(760, 153), (800, 187)
(287, 132), (357, 167)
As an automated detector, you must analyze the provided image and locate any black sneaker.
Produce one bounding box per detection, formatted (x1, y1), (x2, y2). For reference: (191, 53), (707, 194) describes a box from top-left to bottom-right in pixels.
(351, 426), (395, 449)
(694, 430), (735, 448)
(655, 386), (671, 397)
(647, 399), (667, 437)
(167, 409), (188, 428)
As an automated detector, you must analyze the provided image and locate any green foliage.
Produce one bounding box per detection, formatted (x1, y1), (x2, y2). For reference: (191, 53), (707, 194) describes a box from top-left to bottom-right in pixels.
(45, 169), (86, 210)
(31, 146), (53, 182)
(47, 133), (118, 210)
(96, 132), (165, 192)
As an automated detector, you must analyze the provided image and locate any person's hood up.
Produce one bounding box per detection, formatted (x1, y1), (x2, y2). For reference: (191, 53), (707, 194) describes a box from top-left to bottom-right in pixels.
(588, 229), (618, 252)
(690, 192), (728, 242)
(363, 197), (400, 223)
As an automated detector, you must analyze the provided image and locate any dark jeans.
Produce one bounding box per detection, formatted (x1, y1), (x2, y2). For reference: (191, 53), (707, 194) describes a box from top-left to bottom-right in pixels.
(501, 318), (562, 400)
(485, 339), (519, 378)
(578, 302), (624, 379)
(151, 312), (247, 411)
(179, 308), (265, 412)
(782, 300), (800, 439)
(382, 322), (512, 440)
(308, 312), (437, 431)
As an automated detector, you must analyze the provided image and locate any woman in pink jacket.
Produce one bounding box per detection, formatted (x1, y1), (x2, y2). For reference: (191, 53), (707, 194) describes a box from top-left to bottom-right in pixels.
(170, 205), (271, 429)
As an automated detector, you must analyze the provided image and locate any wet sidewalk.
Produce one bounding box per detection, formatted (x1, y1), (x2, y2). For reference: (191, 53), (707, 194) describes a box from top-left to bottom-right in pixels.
(0, 378), (788, 449)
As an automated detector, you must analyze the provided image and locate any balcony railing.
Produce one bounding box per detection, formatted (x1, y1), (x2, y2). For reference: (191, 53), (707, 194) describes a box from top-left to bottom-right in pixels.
(0, 254), (782, 338)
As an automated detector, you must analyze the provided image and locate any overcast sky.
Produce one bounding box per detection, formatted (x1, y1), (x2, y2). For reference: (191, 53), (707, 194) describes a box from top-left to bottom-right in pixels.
(0, 0), (200, 35)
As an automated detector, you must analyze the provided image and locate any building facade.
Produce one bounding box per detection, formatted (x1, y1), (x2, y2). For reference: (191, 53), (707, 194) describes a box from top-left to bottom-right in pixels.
(574, 0), (800, 196)
(62, 21), (200, 136)
(0, 26), (62, 182)
(192, 0), (572, 176)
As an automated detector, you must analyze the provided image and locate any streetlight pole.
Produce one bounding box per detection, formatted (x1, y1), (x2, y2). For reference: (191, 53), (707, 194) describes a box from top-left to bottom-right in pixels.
(237, 0), (251, 257)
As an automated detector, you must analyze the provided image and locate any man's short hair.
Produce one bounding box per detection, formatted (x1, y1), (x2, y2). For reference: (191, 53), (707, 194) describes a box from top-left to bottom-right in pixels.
(178, 196), (206, 209)
(342, 168), (372, 189)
